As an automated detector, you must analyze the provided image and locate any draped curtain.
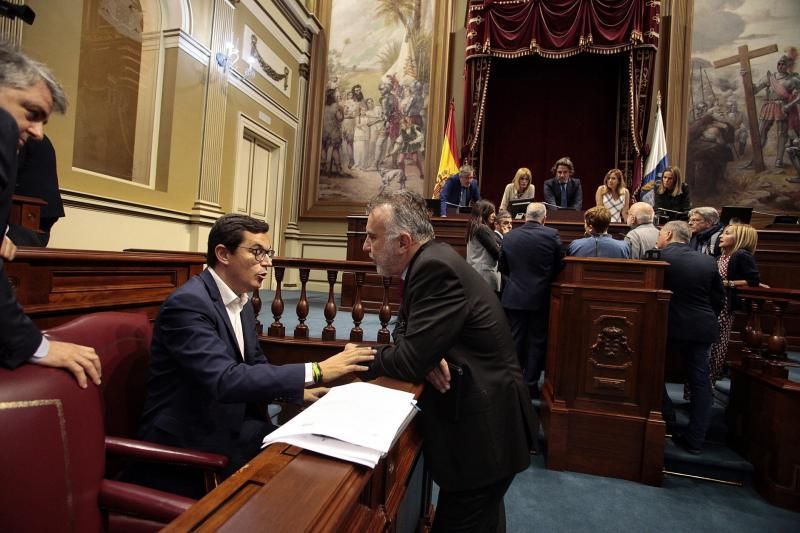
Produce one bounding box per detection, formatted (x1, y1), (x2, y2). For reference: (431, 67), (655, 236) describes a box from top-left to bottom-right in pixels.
(463, 0), (660, 179)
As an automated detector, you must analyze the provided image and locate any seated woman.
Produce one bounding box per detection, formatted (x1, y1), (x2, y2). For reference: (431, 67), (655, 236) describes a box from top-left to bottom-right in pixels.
(594, 168), (629, 223)
(567, 206), (630, 258)
(499, 167), (535, 211)
(709, 224), (762, 384)
(465, 199), (501, 293)
(653, 166), (691, 215)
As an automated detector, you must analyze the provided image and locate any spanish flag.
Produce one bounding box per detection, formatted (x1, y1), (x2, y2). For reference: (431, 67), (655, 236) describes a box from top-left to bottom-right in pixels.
(433, 101), (460, 199)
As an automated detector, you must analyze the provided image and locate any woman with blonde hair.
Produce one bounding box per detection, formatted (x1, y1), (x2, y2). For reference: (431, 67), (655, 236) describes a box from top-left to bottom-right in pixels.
(709, 223), (762, 383)
(594, 168), (629, 222)
(499, 167), (535, 211)
(654, 166), (691, 213)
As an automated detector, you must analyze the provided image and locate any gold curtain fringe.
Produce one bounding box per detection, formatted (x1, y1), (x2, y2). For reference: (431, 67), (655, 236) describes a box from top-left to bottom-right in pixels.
(467, 42), (656, 60)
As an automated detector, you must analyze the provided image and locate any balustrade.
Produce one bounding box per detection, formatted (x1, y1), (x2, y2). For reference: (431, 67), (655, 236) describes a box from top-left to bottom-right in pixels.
(256, 257), (395, 344)
(737, 287), (800, 379)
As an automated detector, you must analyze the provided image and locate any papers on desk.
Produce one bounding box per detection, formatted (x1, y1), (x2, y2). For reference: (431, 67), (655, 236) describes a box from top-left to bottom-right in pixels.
(261, 381), (418, 468)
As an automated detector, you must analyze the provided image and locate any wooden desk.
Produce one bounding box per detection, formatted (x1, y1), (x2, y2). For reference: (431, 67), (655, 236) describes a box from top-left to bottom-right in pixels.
(165, 377), (431, 532)
(542, 257), (671, 485)
(7, 248), (206, 328)
(10, 194), (46, 233)
(727, 357), (800, 512)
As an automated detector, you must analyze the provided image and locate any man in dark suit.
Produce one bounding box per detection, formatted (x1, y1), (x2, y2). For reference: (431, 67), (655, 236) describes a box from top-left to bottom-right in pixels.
(0, 43), (101, 388)
(542, 156), (583, 210)
(439, 164), (480, 216)
(499, 202), (563, 396)
(139, 214), (374, 494)
(362, 190), (536, 532)
(656, 220), (725, 454)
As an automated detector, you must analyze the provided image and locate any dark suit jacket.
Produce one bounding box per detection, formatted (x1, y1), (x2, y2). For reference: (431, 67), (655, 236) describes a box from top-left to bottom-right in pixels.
(439, 174), (480, 216)
(139, 269), (305, 460)
(542, 177), (583, 210)
(0, 107), (44, 369)
(726, 249), (760, 311)
(363, 240), (536, 491)
(499, 221), (563, 311)
(660, 243), (725, 344)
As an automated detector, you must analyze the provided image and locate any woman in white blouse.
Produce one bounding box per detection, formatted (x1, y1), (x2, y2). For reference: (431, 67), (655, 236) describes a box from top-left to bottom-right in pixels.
(499, 167), (535, 211)
(594, 168), (629, 223)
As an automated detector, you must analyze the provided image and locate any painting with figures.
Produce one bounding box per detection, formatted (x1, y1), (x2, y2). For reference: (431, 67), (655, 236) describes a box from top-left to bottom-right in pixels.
(318, 0), (432, 203)
(687, 0), (800, 212)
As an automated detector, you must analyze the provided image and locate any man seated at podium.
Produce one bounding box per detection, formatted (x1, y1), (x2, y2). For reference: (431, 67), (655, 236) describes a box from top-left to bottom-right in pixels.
(439, 164), (480, 216)
(0, 43), (101, 389)
(567, 206), (630, 258)
(656, 221), (724, 455)
(362, 190), (537, 532)
(138, 214), (375, 495)
(543, 156), (583, 210)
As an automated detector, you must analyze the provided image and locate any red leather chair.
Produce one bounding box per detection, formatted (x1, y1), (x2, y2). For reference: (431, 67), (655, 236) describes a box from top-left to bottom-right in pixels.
(44, 312), (228, 493)
(0, 363), (193, 532)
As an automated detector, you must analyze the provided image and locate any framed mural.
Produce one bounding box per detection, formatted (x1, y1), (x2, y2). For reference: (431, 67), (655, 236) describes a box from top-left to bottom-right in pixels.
(300, 0), (451, 217)
(685, 0), (800, 212)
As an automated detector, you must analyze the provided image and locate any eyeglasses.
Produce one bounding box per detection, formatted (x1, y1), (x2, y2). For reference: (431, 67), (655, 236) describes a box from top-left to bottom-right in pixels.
(238, 246), (275, 261)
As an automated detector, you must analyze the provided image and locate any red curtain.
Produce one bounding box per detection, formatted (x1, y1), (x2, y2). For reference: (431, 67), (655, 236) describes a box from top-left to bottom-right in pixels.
(463, 0), (659, 182)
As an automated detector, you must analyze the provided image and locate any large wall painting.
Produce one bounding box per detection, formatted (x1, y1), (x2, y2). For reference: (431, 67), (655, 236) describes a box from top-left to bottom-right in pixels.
(310, 0), (439, 210)
(687, 0), (800, 212)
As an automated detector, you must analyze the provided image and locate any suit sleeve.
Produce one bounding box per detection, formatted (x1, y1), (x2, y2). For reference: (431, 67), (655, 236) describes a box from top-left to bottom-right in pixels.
(571, 180), (583, 210)
(730, 251), (760, 286)
(364, 259), (470, 382)
(475, 225), (500, 260)
(543, 181), (556, 206)
(156, 291), (304, 404)
(471, 181), (481, 202)
(0, 264), (44, 369)
(709, 268), (725, 316)
(440, 178), (451, 216)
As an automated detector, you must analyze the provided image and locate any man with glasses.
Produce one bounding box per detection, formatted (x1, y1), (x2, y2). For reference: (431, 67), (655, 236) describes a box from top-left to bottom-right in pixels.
(138, 214), (375, 496)
(687, 207), (722, 257)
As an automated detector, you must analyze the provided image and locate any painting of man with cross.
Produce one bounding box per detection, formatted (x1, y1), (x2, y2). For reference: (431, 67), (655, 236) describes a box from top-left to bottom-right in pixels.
(686, 0), (800, 212)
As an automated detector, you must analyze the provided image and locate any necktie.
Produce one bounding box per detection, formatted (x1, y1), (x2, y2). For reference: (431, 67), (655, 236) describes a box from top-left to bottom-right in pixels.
(560, 183), (568, 208)
(460, 187), (468, 206)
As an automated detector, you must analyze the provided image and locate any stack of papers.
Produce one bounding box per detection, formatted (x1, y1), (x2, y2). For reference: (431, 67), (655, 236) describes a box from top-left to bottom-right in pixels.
(262, 381), (418, 468)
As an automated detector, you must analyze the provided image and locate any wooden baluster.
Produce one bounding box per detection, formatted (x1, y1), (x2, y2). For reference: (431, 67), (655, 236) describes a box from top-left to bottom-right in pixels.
(294, 268), (310, 339)
(377, 275), (392, 344)
(268, 266), (285, 337)
(322, 270), (338, 341)
(766, 299), (788, 358)
(251, 286), (263, 334)
(350, 272), (364, 342)
(744, 298), (763, 357)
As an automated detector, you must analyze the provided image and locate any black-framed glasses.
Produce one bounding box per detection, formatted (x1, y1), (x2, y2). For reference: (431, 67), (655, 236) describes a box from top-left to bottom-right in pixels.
(238, 246), (275, 261)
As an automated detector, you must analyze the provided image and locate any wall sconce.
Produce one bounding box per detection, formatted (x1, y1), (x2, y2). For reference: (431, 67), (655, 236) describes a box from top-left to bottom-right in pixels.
(215, 42), (239, 73)
(243, 56), (256, 79)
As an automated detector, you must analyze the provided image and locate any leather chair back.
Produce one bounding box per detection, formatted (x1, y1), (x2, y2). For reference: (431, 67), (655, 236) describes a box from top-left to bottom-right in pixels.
(0, 364), (106, 532)
(44, 312), (153, 438)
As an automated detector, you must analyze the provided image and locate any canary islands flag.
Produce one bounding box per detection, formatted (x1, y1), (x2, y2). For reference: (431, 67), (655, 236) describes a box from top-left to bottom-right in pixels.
(433, 102), (460, 199)
(641, 105), (668, 205)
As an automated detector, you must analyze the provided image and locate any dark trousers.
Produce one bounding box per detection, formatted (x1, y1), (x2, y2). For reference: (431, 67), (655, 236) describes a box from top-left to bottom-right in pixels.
(432, 475), (514, 532)
(505, 309), (548, 389)
(661, 340), (713, 449)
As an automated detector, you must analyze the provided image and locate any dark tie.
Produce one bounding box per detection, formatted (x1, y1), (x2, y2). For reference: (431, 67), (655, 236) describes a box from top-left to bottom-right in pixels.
(460, 187), (468, 206)
(560, 183), (568, 208)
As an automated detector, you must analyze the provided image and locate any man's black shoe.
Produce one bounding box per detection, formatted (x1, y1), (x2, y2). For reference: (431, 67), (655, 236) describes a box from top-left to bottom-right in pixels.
(672, 434), (702, 455)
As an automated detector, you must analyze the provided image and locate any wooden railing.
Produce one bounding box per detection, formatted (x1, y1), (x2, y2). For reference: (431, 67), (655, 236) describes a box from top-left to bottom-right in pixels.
(257, 257), (395, 344)
(736, 286), (800, 379)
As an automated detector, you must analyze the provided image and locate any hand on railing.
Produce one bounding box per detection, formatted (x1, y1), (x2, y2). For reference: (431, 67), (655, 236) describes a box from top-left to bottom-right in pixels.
(319, 343), (376, 382)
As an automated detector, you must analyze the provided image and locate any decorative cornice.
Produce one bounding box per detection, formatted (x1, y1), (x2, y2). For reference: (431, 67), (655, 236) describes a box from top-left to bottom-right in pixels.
(162, 28), (211, 65)
(228, 69), (299, 127)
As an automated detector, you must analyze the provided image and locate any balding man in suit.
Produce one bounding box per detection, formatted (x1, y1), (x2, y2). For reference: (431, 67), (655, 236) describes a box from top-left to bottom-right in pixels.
(656, 220), (725, 454)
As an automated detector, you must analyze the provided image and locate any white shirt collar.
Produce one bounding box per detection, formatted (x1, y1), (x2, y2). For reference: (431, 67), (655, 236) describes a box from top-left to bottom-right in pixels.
(208, 267), (250, 310)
